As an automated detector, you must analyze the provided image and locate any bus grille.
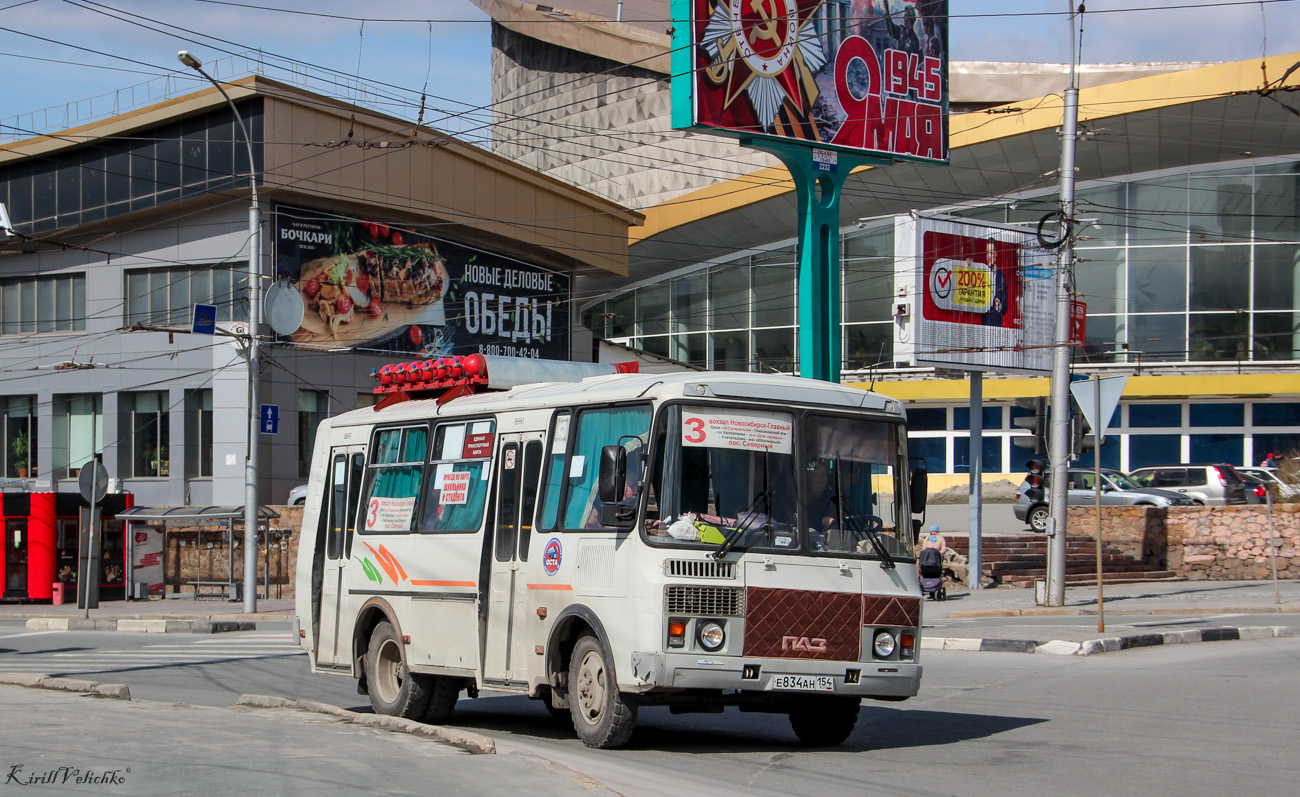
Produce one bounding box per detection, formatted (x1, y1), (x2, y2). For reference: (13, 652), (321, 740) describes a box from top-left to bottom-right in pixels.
(665, 559), (736, 580)
(664, 585), (745, 617)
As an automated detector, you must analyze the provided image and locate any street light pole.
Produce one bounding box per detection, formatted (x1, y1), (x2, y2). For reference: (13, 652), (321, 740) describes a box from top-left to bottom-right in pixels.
(178, 51), (260, 613)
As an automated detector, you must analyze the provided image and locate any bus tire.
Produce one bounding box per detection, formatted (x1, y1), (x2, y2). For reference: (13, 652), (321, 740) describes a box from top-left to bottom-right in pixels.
(789, 697), (860, 747)
(421, 676), (462, 724)
(568, 633), (637, 749)
(365, 620), (432, 719)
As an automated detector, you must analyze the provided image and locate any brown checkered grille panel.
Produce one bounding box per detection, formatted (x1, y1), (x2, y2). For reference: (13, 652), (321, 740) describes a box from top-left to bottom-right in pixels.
(743, 587), (862, 661)
(862, 595), (920, 628)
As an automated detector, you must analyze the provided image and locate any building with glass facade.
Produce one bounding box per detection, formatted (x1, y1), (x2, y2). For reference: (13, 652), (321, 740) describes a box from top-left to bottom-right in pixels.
(0, 76), (636, 507)
(478, 1), (1300, 485)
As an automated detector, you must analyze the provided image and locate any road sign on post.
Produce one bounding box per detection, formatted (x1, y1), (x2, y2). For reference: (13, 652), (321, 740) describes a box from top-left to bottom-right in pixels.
(1070, 375), (1127, 444)
(260, 404), (279, 435)
(191, 304), (217, 335)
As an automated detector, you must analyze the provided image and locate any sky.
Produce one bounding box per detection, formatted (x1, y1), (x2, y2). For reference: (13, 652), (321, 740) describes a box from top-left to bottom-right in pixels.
(4, 0), (1300, 148)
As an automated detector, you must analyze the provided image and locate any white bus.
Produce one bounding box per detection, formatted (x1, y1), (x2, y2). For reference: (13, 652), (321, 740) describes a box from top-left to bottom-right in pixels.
(295, 355), (929, 748)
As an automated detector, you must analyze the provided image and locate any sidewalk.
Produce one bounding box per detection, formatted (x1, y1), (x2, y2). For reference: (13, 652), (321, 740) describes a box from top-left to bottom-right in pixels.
(0, 595), (295, 633)
(920, 578), (1299, 655)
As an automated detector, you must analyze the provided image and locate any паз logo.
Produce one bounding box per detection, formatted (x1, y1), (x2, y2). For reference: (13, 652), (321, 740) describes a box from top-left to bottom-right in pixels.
(781, 634), (828, 652)
(543, 537), (563, 575)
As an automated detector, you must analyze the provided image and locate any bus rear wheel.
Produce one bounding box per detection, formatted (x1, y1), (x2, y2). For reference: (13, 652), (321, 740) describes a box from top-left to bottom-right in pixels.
(365, 620), (431, 719)
(789, 696), (860, 747)
(568, 634), (637, 749)
(421, 676), (462, 724)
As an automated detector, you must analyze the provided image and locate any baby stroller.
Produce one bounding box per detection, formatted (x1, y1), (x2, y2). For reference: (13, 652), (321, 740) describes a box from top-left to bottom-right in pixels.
(918, 546), (946, 600)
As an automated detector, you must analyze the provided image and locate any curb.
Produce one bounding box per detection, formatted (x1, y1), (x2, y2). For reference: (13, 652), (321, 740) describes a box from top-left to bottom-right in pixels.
(947, 605), (1300, 619)
(235, 694), (496, 755)
(25, 618), (257, 633)
(0, 672), (131, 700)
(921, 624), (1293, 656)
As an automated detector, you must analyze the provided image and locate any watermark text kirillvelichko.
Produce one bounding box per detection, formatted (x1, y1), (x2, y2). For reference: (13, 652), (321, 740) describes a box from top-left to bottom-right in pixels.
(5, 764), (129, 787)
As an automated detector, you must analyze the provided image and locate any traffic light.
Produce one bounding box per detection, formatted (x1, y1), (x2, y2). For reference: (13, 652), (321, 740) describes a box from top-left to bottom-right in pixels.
(1072, 413), (1096, 458)
(1012, 397), (1048, 456)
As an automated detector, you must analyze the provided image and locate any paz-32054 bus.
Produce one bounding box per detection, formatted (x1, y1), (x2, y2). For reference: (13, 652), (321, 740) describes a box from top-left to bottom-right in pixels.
(295, 355), (929, 748)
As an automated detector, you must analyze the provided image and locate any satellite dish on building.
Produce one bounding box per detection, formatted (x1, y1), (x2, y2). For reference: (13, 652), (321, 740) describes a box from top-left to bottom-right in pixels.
(265, 281), (306, 336)
(78, 460), (109, 505)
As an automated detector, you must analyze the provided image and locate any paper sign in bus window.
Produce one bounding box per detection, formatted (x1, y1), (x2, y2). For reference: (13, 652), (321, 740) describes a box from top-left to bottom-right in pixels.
(462, 432), (494, 459)
(440, 470), (471, 505)
(365, 496), (416, 531)
(680, 409), (793, 454)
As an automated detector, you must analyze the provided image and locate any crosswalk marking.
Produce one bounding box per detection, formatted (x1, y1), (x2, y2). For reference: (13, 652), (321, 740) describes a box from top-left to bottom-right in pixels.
(0, 635), (304, 675)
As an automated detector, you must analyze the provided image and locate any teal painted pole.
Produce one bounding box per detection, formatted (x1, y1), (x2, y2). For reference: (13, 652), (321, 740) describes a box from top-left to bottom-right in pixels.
(746, 139), (886, 383)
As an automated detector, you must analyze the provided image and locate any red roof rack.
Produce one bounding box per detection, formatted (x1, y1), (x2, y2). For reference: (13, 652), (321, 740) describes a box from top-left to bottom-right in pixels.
(371, 353), (638, 409)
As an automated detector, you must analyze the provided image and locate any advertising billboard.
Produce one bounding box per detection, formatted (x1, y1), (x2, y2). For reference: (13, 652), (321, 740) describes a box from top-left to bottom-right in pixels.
(674, 0), (948, 163)
(895, 216), (1059, 374)
(273, 207), (570, 360)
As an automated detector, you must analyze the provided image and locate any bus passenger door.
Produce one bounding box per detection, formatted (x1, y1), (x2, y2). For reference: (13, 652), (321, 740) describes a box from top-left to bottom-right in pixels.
(484, 434), (544, 684)
(316, 447), (365, 668)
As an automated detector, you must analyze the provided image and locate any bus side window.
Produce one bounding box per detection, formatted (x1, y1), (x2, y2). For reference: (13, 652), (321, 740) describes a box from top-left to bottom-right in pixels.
(537, 411), (570, 533)
(361, 426), (427, 533)
(518, 440), (543, 561)
(326, 454), (347, 559)
(561, 405), (651, 530)
(344, 452), (365, 558)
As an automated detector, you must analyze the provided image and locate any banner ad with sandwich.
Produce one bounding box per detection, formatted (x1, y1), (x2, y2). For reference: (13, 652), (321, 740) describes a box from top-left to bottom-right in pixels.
(272, 206), (570, 360)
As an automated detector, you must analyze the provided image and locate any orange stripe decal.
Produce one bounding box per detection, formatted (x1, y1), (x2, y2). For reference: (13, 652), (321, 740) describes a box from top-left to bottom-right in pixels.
(527, 583), (574, 591)
(410, 580), (477, 587)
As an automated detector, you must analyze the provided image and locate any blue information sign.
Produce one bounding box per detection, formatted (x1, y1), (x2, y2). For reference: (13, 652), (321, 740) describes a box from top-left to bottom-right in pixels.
(192, 304), (217, 335)
(260, 404), (279, 435)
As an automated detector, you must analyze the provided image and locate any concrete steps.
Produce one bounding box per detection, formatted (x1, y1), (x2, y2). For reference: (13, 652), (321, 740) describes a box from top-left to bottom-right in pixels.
(946, 534), (1181, 588)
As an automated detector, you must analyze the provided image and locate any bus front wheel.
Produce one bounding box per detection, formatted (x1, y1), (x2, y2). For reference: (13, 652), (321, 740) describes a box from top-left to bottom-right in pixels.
(365, 620), (432, 719)
(789, 696), (860, 747)
(568, 634), (637, 749)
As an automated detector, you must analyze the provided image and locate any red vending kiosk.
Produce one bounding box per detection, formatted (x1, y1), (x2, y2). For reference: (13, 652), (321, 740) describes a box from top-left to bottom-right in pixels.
(1, 492), (133, 602)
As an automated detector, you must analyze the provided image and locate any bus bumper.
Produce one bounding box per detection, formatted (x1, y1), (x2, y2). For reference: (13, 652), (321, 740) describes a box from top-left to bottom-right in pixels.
(627, 651), (921, 699)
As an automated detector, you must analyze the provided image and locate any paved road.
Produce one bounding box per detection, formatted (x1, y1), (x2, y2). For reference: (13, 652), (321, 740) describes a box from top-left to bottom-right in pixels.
(3, 622), (1296, 795)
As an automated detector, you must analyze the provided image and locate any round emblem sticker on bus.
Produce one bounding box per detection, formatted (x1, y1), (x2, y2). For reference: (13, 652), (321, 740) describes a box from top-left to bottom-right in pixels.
(543, 538), (563, 575)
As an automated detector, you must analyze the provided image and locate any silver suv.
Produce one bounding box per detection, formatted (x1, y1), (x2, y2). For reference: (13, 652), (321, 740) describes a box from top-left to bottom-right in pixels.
(1014, 467), (1195, 531)
(1128, 464), (1248, 506)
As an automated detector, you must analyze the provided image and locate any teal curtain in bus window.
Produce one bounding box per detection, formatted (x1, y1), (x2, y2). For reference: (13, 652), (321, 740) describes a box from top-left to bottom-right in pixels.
(372, 466), (422, 499)
(562, 406), (651, 529)
(374, 429), (403, 464)
(401, 427), (428, 461)
(538, 411), (570, 532)
(423, 462), (489, 532)
(540, 454), (565, 531)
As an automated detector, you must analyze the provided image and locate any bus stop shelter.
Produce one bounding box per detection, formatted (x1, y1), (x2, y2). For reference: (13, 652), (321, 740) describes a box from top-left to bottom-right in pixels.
(115, 505), (280, 601)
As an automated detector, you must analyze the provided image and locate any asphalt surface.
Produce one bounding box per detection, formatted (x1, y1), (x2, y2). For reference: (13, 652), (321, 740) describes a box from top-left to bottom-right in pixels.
(2, 578), (1297, 795)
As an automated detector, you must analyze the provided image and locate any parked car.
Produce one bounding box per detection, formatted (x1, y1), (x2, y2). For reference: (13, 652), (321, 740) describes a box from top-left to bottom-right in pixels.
(1128, 464), (1249, 506)
(1240, 473), (1269, 504)
(1014, 467), (1196, 531)
(287, 484), (308, 506)
(1237, 467), (1299, 499)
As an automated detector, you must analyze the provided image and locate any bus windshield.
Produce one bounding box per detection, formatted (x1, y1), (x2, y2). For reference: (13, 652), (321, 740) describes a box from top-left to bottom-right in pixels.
(645, 405), (910, 559)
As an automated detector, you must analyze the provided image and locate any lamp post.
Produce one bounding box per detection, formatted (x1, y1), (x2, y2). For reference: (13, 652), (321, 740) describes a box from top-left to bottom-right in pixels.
(178, 50), (260, 613)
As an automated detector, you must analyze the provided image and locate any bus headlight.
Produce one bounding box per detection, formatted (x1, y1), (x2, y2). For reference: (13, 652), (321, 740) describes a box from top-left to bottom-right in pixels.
(697, 620), (726, 651)
(872, 630), (896, 658)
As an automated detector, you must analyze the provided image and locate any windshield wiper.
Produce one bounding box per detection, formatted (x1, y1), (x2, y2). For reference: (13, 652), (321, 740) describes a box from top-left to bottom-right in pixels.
(712, 452), (771, 560)
(841, 493), (895, 569)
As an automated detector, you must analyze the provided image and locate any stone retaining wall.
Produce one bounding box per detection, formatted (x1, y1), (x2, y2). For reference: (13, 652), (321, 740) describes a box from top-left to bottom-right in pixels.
(1066, 504), (1299, 580)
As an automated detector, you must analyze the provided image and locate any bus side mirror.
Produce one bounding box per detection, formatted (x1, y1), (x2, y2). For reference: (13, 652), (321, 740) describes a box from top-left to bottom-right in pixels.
(909, 467), (928, 514)
(598, 445), (627, 504)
